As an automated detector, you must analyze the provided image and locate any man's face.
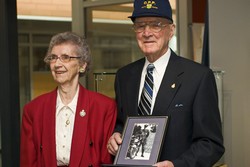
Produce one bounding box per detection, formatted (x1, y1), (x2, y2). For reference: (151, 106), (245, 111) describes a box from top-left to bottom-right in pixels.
(133, 17), (175, 62)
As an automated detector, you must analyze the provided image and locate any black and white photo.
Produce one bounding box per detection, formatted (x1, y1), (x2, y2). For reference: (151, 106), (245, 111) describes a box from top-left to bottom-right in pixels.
(114, 116), (168, 166)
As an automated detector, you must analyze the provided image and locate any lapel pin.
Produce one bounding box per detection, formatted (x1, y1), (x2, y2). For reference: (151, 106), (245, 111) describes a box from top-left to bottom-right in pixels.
(80, 110), (86, 117)
(171, 83), (176, 88)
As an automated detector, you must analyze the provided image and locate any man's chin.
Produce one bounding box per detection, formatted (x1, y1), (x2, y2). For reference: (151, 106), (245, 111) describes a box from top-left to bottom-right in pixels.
(143, 50), (156, 56)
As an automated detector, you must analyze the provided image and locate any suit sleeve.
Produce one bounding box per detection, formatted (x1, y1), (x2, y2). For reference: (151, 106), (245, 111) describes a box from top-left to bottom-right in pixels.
(173, 69), (225, 167)
(114, 71), (126, 133)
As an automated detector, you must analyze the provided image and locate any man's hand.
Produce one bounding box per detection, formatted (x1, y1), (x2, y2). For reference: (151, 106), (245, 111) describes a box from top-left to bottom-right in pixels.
(107, 132), (122, 156)
(154, 160), (174, 167)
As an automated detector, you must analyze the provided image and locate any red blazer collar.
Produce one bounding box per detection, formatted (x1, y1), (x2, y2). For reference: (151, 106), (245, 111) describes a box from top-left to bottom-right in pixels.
(42, 85), (90, 167)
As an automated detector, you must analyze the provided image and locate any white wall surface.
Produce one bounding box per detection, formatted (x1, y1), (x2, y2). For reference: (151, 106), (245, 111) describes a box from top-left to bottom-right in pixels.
(209, 0), (250, 166)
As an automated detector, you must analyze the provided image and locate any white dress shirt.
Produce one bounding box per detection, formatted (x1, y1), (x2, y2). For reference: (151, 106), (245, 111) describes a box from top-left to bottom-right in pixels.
(138, 48), (171, 114)
(56, 85), (79, 166)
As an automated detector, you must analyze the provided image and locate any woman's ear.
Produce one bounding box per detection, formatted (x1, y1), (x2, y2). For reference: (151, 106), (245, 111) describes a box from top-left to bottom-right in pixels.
(79, 62), (87, 73)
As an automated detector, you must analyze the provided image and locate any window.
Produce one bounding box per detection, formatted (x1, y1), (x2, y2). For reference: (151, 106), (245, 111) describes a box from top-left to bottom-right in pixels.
(84, 1), (177, 94)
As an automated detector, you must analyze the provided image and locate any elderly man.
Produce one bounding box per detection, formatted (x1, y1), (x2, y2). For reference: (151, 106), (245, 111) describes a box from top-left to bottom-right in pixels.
(107, 0), (225, 167)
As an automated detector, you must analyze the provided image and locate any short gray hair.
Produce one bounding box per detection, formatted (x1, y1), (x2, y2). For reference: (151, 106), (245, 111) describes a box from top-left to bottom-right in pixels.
(44, 31), (91, 77)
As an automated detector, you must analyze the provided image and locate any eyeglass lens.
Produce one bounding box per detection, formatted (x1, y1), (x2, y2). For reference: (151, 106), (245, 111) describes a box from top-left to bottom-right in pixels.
(133, 21), (167, 33)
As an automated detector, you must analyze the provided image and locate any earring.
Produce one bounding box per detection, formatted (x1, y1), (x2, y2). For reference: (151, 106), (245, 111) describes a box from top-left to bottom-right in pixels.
(79, 68), (85, 73)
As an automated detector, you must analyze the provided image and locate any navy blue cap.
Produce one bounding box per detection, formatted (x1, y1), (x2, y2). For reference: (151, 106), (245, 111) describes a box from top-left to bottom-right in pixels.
(129, 0), (173, 22)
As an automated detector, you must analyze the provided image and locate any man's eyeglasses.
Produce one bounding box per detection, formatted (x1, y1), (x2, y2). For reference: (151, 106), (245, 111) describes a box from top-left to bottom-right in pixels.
(45, 54), (81, 63)
(132, 21), (168, 33)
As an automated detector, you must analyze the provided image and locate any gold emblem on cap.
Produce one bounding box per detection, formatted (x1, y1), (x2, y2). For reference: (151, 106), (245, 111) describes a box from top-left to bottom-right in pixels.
(171, 83), (176, 88)
(142, 0), (158, 9)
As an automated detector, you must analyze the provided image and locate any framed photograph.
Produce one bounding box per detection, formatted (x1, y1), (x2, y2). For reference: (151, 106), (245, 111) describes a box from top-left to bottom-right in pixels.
(114, 116), (168, 166)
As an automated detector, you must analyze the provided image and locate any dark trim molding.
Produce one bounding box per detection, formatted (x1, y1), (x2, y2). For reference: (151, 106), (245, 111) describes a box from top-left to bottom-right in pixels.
(0, 0), (20, 166)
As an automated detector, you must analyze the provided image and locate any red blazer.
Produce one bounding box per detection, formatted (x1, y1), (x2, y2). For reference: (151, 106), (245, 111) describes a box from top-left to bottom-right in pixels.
(20, 85), (117, 167)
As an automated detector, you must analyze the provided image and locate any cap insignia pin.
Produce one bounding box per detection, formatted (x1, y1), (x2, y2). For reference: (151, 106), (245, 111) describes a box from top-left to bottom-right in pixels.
(142, 0), (158, 9)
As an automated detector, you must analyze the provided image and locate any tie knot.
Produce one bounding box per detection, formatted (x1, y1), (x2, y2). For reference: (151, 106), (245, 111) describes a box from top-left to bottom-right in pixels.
(147, 64), (155, 73)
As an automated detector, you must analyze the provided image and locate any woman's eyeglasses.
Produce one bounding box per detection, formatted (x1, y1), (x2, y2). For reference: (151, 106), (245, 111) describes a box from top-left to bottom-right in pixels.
(45, 54), (81, 63)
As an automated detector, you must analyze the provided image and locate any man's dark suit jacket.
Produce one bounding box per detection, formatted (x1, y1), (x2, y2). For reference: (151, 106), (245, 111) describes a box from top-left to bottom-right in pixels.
(114, 50), (225, 167)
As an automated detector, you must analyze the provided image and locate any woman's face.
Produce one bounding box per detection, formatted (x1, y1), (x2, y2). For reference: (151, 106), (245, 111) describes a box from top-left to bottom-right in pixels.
(49, 43), (85, 86)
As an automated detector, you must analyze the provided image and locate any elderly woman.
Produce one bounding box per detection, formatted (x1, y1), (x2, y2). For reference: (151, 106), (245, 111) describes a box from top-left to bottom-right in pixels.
(20, 32), (117, 167)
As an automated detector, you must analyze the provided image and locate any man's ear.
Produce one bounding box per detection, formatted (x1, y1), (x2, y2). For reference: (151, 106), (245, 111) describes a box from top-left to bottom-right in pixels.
(169, 24), (176, 40)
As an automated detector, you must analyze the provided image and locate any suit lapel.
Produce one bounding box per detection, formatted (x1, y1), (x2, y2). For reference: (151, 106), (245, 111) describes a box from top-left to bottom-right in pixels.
(153, 52), (184, 116)
(69, 85), (89, 167)
(126, 59), (145, 116)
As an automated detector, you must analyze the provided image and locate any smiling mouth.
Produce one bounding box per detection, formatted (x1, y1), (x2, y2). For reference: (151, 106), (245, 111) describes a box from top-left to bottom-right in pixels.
(144, 40), (154, 44)
(55, 71), (66, 74)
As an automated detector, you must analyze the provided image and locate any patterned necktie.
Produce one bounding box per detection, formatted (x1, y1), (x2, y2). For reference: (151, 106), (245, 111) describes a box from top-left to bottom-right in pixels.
(138, 64), (155, 115)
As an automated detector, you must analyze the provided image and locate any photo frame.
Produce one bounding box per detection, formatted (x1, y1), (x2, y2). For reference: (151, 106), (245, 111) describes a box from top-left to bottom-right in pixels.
(114, 116), (168, 166)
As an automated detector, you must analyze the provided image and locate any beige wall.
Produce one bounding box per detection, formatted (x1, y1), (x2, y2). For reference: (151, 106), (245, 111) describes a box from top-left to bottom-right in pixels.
(17, 0), (71, 17)
(209, 0), (250, 166)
